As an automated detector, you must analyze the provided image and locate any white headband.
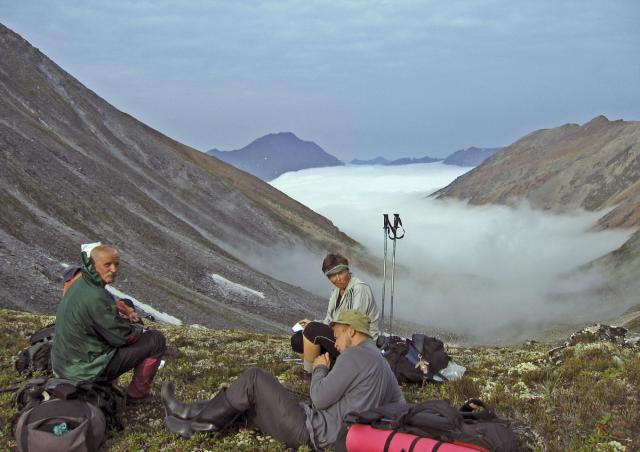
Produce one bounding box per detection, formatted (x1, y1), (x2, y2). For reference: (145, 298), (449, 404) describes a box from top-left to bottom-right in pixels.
(325, 264), (349, 276)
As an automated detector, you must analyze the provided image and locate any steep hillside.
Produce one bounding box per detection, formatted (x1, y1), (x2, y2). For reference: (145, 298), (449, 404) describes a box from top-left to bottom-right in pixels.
(0, 24), (375, 332)
(207, 132), (344, 181)
(1, 309), (638, 451)
(436, 116), (640, 283)
(436, 116), (640, 219)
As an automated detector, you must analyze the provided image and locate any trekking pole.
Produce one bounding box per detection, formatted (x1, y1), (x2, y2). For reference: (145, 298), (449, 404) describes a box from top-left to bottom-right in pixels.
(388, 214), (404, 336)
(381, 214), (390, 332)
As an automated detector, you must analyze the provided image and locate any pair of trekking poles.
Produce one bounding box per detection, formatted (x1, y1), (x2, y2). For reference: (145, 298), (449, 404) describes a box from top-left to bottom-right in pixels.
(380, 213), (404, 336)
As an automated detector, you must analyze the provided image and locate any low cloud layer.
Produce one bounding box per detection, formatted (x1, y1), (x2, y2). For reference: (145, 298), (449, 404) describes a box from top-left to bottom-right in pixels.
(271, 163), (635, 343)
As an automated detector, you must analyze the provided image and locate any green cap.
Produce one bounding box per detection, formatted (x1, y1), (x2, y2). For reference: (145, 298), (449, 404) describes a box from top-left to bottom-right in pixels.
(331, 310), (371, 336)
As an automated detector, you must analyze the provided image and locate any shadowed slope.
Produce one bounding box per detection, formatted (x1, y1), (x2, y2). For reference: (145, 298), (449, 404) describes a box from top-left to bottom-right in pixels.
(0, 24), (375, 331)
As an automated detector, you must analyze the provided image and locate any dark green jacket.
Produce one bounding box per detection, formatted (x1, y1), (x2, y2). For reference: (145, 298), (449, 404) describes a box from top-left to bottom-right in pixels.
(52, 253), (142, 381)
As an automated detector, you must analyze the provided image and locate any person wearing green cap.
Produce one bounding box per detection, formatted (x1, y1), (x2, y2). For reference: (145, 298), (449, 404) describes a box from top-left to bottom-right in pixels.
(161, 309), (403, 450)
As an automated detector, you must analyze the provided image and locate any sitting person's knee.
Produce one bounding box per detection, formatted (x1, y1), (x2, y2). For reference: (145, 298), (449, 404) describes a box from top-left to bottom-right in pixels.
(291, 331), (304, 353)
(143, 329), (166, 357)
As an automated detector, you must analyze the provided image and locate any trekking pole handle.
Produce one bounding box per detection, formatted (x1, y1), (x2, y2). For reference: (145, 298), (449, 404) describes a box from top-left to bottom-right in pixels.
(387, 213), (405, 240)
(383, 214), (391, 231)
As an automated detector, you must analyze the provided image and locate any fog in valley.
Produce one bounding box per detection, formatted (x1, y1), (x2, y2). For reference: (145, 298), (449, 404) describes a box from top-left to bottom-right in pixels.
(269, 163), (635, 343)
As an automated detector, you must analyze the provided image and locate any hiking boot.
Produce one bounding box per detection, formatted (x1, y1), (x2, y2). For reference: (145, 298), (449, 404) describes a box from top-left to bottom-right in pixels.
(164, 415), (216, 439)
(163, 388), (240, 439)
(161, 382), (210, 419)
(193, 388), (240, 429)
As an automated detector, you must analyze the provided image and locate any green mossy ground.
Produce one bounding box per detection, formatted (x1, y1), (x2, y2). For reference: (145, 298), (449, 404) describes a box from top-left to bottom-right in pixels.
(1, 309), (638, 451)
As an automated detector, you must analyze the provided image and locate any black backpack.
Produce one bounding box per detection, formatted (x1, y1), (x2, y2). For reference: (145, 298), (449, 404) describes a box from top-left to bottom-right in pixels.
(15, 325), (55, 377)
(378, 334), (451, 384)
(338, 399), (519, 452)
(13, 377), (125, 432)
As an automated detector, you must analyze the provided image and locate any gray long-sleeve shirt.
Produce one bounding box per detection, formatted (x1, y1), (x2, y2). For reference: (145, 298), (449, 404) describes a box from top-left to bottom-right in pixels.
(302, 339), (404, 449)
(322, 276), (380, 339)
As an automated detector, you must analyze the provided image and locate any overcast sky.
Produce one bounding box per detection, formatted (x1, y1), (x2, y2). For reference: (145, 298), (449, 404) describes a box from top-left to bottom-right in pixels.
(2, 1), (639, 160)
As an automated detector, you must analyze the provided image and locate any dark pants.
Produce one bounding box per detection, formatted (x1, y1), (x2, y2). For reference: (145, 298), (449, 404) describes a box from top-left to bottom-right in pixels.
(225, 368), (310, 448)
(98, 329), (166, 397)
(290, 321), (339, 360)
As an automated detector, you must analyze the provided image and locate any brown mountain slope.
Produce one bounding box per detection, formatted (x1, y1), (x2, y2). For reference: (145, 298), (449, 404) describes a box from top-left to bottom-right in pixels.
(436, 115), (640, 289)
(0, 24), (374, 331)
(436, 115), (640, 227)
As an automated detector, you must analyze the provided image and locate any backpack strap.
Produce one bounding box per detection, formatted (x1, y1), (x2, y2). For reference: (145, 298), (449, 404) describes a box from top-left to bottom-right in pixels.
(13, 377), (48, 410)
(460, 399), (497, 421)
(62, 267), (82, 295)
(19, 405), (34, 452)
(411, 334), (425, 359)
(44, 378), (80, 400)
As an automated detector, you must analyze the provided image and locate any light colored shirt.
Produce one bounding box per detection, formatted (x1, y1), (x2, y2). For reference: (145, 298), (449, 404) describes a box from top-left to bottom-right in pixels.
(322, 276), (380, 339)
(302, 339), (405, 449)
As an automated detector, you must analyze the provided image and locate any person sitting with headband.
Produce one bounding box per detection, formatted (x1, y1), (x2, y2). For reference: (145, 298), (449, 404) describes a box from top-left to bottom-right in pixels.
(291, 253), (380, 372)
(161, 310), (403, 449)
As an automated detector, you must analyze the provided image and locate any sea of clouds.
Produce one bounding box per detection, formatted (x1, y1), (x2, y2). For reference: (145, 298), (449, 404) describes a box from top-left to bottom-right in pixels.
(270, 163), (634, 343)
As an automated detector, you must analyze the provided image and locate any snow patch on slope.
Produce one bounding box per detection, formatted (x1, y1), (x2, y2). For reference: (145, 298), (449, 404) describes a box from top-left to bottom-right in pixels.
(211, 274), (265, 299)
(105, 285), (182, 325)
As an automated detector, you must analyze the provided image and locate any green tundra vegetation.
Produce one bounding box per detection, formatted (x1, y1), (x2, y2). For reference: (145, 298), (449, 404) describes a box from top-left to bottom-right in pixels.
(1, 308), (638, 451)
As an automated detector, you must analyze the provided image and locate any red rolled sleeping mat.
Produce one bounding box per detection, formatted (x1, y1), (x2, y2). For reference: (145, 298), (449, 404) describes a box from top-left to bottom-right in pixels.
(345, 424), (490, 452)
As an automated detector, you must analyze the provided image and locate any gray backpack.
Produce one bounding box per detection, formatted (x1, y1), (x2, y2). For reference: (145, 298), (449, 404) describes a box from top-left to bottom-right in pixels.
(14, 398), (106, 452)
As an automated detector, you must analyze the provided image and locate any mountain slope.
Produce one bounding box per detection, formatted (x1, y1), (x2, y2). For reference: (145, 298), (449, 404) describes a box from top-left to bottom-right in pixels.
(207, 132), (344, 181)
(436, 116), (640, 217)
(442, 146), (503, 167)
(436, 116), (640, 283)
(0, 24), (375, 332)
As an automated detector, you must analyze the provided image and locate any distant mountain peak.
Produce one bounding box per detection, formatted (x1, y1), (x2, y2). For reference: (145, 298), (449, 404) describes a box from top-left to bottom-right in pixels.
(207, 132), (343, 180)
(259, 131), (299, 141)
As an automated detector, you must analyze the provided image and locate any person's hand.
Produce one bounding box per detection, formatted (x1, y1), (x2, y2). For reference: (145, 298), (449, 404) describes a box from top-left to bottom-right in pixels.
(298, 319), (311, 327)
(313, 352), (331, 370)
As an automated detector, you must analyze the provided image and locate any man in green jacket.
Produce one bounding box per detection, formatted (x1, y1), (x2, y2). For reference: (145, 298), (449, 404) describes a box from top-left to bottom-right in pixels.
(52, 243), (166, 399)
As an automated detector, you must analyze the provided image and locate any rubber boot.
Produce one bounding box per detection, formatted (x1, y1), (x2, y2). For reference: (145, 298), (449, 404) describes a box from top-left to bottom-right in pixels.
(161, 382), (211, 419)
(163, 388), (240, 439)
(194, 388), (240, 428)
(127, 356), (161, 399)
(164, 416), (215, 439)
